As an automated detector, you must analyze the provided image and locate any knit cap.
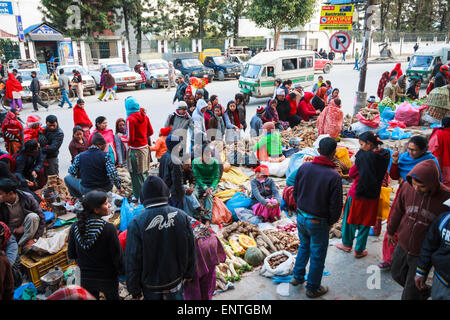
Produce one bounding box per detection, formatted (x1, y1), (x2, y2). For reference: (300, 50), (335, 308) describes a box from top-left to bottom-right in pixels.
(256, 106), (265, 114)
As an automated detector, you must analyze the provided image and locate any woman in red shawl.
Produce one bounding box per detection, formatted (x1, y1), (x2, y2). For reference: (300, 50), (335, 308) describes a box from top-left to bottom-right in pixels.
(317, 98), (344, 139)
(23, 115), (44, 143)
(88, 116), (117, 164)
(5, 73), (23, 111)
(390, 63), (403, 79)
(73, 98), (93, 141)
(377, 71), (390, 100)
(297, 92), (319, 121)
(1, 109), (23, 155)
(428, 116), (450, 187)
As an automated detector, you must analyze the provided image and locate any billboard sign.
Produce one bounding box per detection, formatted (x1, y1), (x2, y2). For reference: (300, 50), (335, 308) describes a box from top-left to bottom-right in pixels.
(319, 5), (354, 31)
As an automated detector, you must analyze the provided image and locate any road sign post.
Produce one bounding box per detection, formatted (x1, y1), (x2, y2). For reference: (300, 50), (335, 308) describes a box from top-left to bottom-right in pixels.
(353, 0), (377, 115)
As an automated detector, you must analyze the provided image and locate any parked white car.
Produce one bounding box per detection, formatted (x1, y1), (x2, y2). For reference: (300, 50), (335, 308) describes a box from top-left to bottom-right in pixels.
(89, 63), (144, 90)
(142, 59), (182, 89)
(56, 65), (97, 95)
(18, 69), (51, 100)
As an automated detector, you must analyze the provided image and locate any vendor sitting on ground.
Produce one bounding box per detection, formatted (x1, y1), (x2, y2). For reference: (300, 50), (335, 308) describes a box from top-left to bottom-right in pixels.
(14, 139), (47, 191)
(65, 132), (125, 199)
(254, 122), (284, 162)
(250, 106), (265, 137)
(250, 165), (281, 222)
(192, 144), (220, 226)
(0, 178), (45, 251)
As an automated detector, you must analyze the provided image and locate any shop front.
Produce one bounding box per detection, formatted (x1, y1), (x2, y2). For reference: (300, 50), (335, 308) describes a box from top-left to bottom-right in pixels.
(23, 23), (71, 74)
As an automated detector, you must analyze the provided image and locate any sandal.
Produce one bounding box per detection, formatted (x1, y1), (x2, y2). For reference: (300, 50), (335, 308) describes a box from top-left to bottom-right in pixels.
(378, 261), (391, 270)
(335, 242), (352, 253)
(354, 250), (368, 258)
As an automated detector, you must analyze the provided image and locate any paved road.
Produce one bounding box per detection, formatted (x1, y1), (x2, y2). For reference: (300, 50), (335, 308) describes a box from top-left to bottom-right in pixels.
(14, 61), (410, 176)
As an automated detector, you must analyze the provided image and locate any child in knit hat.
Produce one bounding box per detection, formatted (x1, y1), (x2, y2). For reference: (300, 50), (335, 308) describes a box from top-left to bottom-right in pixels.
(150, 126), (172, 160)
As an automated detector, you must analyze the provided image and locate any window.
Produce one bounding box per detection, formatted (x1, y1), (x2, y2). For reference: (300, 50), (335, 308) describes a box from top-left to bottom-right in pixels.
(267, 66), (274, 77)
(242, 64), (261, 79)
(299, 57), (306, 69)
(447, 51), (450, 61)
(306, 56), (313, 68)
(260, 67), (266, 77)
(282, 58), (297, 71)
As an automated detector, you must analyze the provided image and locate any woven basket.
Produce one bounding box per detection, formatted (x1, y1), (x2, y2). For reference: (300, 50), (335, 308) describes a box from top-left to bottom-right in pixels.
(426, 106), (449, 121)
(426, 87), (450, 110)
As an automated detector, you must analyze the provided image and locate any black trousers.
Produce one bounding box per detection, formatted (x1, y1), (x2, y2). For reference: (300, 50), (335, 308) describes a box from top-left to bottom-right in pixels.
(391, 245), (431, 300)
(32, 93), (48, 111)
(81, 277), (120, 300)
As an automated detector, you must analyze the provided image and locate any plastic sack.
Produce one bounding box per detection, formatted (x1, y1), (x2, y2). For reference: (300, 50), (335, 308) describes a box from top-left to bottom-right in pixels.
(14, 283), (37, 300)
(285, 147), (318, 178)
(260, 157), (291, 177)
(220, 166), (249, 185)
(212, 197), (232, 225)
(388, 120), (406, 128)
(356, 111), (381, 128)
(351, 122), (380, 135)
(30, 227), (70, 255)
(215, 189), (239, 202)
(44, 211), (55, 223)
(394, 102), (420, 126)
(225, 192), (252, 221)
(335, 147), (352, 169)
(391, 127), (412, 140)
(260, 250), (295, 278)
(377, 187), (392, 220)
(119, 198), (145, 231)
(380, 107), (396, 122)
(235, 207), (263, 225)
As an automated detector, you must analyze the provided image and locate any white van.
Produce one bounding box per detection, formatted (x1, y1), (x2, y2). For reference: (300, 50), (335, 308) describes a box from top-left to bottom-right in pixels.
(238, 50), (315, 103)
(406, 44), (450, 83)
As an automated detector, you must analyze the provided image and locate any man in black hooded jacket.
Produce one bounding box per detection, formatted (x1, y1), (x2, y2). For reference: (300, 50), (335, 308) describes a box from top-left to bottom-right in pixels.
(125, 176), (195, 300)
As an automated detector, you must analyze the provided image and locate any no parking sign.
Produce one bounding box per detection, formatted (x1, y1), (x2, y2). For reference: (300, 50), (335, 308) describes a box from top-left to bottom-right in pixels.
(329, 31), (351, 53)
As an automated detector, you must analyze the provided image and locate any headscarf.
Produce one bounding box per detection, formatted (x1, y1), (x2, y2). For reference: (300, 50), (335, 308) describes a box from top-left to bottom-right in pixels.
(315, 86), (328, 103)
(2, 110), (23, 131)
(390, 63), (403, 79)
(0, 221), (12, 251)
(73, 104), (93, 128)
(377, 71), (390, 99)
(125, 96), (140, 117)
(5, 73), (22, 100)
(398, 75), (406, 89)
(262, 121), (275, 133)
(254, 165), (270, 176)
(115, 118), (126, 134)
(397, 151), (441, 181)
(264, 98), (279, 122)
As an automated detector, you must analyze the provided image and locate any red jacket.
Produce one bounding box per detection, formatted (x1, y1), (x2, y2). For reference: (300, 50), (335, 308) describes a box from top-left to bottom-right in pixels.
(429, 127), (450, 187)
(297, 92), (317, 121)
(121, 109), (153, 149)
(286, 94), (298, 118)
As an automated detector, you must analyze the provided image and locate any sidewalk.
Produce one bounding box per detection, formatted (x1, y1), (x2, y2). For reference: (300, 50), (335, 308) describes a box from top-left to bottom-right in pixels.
(332, 56), (407, 66)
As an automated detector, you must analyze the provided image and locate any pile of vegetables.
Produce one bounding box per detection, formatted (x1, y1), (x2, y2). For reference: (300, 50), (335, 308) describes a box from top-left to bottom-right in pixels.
(281, 126), (317, 148)
(358, 107), (380, 121)
(262, 230), (299, 254)
(276, 223), (297, 233)
(329, 218), (343, 239)
(267, 252), (289, 269)
(117, 168), (133, 197)
(215, 240), (253, 290)
(380, 97), (397, 110)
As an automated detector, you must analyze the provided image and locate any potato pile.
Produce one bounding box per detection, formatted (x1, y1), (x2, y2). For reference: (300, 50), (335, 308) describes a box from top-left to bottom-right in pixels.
(267, 252), (289, 269)
(117, 168), (133, 197)
(46, 175), (70, 201)
(262, 230), (299, 254)
(221, 221), (260, 240)
(329, 218), (343, 239)
(281, 127), (317, 148)
(359, 107), (380, 121)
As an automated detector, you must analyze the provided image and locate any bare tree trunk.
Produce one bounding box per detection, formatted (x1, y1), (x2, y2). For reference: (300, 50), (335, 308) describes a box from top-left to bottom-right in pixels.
(274, 27), (280, 50)
(136, 15), (142, 54)
(233, 12), (239, 39)
(395, 0), (403, 31)
(122, 7), (132, 55)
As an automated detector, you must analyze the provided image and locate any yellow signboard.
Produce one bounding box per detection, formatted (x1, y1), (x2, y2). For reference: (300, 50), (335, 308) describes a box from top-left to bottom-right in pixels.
(319, 5), (354, 31)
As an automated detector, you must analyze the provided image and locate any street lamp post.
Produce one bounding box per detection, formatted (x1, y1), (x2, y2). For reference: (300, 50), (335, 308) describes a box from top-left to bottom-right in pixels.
(353, 0), (377, 115)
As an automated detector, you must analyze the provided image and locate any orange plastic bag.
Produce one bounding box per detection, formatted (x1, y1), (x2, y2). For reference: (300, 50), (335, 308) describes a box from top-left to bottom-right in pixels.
(377, 187), (392, 220)
(212, 197), (232, 225)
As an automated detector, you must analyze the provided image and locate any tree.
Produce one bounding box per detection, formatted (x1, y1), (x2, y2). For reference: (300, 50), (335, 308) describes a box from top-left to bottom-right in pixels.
(176, 0), (224, 38)
(247, 0), (317, 50)
(39, 0), (121, 38)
